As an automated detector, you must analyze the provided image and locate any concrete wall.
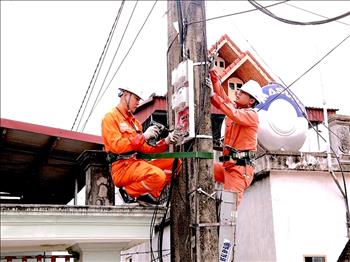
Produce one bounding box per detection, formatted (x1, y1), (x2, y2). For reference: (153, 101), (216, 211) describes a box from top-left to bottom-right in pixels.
(235, 170), (349, 262)
(235, 176), (277, 261)
(271, 170), (348, 262)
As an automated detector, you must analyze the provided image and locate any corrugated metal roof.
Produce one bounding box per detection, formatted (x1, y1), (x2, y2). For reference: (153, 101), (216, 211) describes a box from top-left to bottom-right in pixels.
(0, 118), (103, 204)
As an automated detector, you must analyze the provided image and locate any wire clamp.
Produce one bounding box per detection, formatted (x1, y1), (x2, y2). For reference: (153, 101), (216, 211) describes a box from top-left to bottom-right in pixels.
(197, 187), (216, 200)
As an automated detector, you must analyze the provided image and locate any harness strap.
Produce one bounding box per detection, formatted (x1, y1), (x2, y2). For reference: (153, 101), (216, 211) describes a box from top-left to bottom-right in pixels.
(106, 151), (213, 164)
(218, 150), (256, 166)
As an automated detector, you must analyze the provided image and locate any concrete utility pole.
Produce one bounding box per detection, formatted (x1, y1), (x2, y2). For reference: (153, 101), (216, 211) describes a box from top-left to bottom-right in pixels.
(167, 1), (218, 261)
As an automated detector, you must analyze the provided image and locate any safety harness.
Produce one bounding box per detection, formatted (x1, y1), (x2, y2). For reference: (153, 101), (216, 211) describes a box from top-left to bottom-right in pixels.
(106, 151), (137, 163)
(218, 146), (256, 167)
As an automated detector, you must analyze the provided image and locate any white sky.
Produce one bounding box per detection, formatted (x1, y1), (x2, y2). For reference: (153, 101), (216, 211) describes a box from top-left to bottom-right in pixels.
(1, 1), (350, 136)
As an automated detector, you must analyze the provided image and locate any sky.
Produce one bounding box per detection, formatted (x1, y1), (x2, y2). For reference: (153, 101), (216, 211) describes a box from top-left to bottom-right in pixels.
(1, 1), (350, 136)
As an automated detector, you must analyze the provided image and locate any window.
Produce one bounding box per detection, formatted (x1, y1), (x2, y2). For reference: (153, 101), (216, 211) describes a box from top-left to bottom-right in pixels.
(126, 256), (133, 262)
(219, 61), (225, 68)
(304, 256), (326, 262)
(229, 83), (235, 90)
(237, 83), (242, 89)
(215, 61), (217, 66)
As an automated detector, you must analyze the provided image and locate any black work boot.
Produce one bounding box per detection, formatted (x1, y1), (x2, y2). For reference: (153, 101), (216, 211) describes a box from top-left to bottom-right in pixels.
(137, 193), (159, 205)
(119, 187), (137, 204)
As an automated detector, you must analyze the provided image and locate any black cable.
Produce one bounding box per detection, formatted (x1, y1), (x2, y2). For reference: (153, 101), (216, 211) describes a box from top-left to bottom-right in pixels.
(167, 33), (179, 54)
(249, 0), (350, 26)
(257, 33), (350, 112)
(321, 122), (344, 142)
(176, 0), (185, 59)
(79, 1), (140, 132)
(81, 0), (158, 131)
(187, 0), (289, 25)
(71, 1), (125, 131)
(77, 1), (138, 132)
(284, 2), (350, 27)
(157, 158), (179, 262)
(149, 192), (160, 262)
(291, 90), (349, 208)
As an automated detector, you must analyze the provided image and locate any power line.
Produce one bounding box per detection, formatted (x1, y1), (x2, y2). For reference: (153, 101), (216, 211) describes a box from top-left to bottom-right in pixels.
(258, 33), (350, 112)
(78, 0), (139, 131)
(251, 32), (350, 209)
(187, 0), (289, 25)
(81, 0), (158, 131)
(284, 2), (350, 27)
(75, 1), (130, 132)
(71, 1), (125, 131)
(249, 0), (350, 26)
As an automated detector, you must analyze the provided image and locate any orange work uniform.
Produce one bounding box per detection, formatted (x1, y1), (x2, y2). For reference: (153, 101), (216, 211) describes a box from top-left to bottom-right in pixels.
(101, 106), (177, 198)
(210, 72), (259, 205)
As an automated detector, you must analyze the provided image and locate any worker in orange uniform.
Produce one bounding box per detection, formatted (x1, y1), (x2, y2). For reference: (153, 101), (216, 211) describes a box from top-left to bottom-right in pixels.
(207, 69), (265, 206)
(101, 87), (183, 205)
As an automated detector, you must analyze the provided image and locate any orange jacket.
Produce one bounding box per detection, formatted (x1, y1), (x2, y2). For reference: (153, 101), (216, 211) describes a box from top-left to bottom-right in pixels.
(101, 106), (168, 154)
(209, 71), (259, 154)
(101, 106), (176, 198)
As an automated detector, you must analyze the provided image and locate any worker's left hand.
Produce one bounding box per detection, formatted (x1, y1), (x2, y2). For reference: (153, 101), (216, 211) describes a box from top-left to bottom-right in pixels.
(143, 125), (160, 140)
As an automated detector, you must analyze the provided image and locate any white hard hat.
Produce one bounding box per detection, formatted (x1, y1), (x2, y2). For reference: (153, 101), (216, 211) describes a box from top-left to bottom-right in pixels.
(240, 80), (264, 104)
(118, 87), (144, 100)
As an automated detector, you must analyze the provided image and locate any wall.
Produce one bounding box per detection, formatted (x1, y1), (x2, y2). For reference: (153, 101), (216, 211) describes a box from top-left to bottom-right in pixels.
(235, 176), (277, 261)
(235, 169), (349, 262)
(271, 170), (348, 262)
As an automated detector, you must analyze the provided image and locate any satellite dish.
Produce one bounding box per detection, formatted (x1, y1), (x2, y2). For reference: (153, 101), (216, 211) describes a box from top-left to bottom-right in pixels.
(256, 83), (308, 151)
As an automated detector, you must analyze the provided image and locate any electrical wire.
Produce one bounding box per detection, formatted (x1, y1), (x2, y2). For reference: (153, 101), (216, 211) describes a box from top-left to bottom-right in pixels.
(283, 88), (350, 222)
(187, 0), (289, 25)
(249, 0), (350, 26)
(257, 33), (350, 112)
(76, 1), (138, 132)
(78, 1), (139, 132)
(283, 2), (350, 27)
(81, 0), (158, 132)
(245, 30), (350, 226)
(71, 1), (125, 131)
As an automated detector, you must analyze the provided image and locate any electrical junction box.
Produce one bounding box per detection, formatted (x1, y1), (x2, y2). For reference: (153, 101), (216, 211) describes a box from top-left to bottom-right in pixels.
(171, 59), (195, 143)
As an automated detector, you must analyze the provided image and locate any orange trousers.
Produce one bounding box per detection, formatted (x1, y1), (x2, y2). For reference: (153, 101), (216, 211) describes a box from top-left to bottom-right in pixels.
(214, 162), (254, 205)
(111, 158), (180, 198)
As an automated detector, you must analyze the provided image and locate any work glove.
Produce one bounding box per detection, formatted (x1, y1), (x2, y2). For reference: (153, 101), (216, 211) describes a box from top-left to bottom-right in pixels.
(165, 129), (184, 145)
(205, 77), (215, 97)
(208, 51), (219, 71)
(143, 125), (160, 140)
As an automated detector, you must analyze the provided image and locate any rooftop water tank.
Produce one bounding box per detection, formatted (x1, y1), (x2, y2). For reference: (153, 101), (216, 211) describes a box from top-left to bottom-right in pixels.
(256, 83), (308, 151)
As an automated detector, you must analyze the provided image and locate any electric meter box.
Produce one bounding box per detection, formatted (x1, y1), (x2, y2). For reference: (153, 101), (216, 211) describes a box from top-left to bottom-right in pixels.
(171, 59), (195, 143)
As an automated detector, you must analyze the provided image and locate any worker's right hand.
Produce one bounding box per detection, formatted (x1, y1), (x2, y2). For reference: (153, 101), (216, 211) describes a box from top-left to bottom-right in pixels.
(165, 129), (184, 145)
(205, 77), (214, 97)
(208, 51), (218, 71)
(143, 125), (160, 140)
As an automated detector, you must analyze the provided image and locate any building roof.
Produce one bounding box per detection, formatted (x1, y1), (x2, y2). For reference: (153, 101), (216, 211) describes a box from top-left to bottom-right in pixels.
(0, 118), (103, 204)
(305, 106), (338, 124)
(208, 34), (274, 87)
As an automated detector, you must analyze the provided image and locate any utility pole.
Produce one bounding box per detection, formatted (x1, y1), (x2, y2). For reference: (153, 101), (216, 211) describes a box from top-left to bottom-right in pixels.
(167, 1), (219, 261)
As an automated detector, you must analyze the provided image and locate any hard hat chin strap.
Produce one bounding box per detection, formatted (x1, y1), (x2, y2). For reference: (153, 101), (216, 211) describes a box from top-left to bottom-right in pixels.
(126, 92), (132, 114)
